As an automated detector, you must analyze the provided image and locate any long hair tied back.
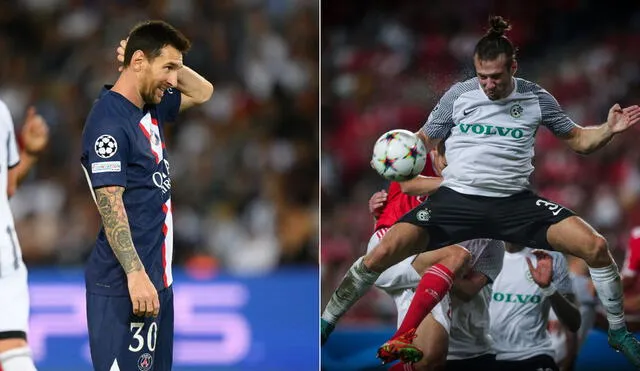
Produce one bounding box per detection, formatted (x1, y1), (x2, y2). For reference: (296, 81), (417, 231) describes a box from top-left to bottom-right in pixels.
(474, 15), (516, 64)
(487, 15), (511, 38)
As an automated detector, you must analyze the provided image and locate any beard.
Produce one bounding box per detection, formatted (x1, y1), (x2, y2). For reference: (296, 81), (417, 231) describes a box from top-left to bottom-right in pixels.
(142, 86), (163, 105)
(140, 75), (166, 105)
(485, 86), (506, 100)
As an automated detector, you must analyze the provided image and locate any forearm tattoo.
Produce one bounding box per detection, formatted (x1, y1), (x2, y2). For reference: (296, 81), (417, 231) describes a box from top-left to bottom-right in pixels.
(94, 186), (143, 273)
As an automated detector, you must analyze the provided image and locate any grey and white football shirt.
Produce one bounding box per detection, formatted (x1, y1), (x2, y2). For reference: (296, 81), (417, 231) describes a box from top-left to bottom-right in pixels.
(447, 239), (504, 360)
(489, 247), (573, 361)
(0, 100), (21, 273)
(421, 77), (576, 197)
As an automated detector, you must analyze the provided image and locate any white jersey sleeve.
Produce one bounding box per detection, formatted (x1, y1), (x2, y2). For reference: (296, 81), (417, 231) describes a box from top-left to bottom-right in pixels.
(550, 251), (574, 295)
(471, 239), (504, 282)
(533, 86), (577, 136)
(457, 239), (504, 282)
(421, 79), (479, 139)
(0, 101), (19, 168)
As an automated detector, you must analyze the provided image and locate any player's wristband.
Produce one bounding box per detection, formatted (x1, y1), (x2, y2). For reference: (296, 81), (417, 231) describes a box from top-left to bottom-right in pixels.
(538, 282), (557, 297)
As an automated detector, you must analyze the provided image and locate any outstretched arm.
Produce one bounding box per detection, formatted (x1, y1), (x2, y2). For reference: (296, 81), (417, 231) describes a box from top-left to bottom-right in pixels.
(402, 133), (446, 196)
(527, 250), (581, 332)
(561, 104), (640, 155)
(399, 176), (442, 196)
(416, 131), (441, 153)
(7, 107), (49, 197)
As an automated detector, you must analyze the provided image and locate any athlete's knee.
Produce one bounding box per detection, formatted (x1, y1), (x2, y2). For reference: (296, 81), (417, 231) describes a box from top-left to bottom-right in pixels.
(417, 357), (446, 371)
(453, 245), (472, 265)
(442, 245), (472, 273)
(0, 337), (28, 353)
(583, 234), (611, 266)
(0, 346), (37, 371)
(364, 240), (396, 272)
(414, 352), (446, 371)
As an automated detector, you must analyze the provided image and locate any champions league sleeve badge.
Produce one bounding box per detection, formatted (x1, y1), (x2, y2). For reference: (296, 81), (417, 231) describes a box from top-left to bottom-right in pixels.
(94, 134), (118, 159)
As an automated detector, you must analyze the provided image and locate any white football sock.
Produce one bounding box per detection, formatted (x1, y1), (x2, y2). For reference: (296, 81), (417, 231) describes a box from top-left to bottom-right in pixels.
(321, 256), (380, 325)
(589, 264), (626, 331)
(0, 347), (38, 371)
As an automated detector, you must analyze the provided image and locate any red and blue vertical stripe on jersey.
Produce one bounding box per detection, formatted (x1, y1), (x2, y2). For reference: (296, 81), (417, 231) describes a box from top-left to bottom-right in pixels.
(138, 112), (173, 287)
(138, 114), (165, 164)
(161, 199), (174, 287)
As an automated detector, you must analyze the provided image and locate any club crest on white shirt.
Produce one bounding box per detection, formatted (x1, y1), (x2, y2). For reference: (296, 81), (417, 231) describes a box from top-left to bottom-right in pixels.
(510, 103), (524, 118)
(525, 268), (535, 283)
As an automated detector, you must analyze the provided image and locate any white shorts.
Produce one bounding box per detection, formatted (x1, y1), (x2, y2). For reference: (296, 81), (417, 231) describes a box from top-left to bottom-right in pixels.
(0, 263), (30, 334)
(367, 229), (451, 331)
(367, 229), (421, 293)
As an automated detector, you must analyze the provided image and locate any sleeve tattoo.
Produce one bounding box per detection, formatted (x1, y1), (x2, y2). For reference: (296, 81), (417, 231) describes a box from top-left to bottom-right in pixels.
(94, 186), (143, 273)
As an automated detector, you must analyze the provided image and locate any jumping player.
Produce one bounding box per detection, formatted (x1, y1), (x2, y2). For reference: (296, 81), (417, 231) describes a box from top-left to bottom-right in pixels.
(321, 15), (640, 367)
(367, 143), (504, 371)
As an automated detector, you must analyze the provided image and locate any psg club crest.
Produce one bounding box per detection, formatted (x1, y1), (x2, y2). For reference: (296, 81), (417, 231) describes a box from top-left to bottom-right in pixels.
(151, 132), (161, 146)
(137, 353), (153, 371)
(94, 134), (118, 159)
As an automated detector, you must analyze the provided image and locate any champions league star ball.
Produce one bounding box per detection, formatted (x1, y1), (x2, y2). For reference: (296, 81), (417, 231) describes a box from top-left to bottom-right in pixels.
(94, 134), (118, 159)
(371, 129), (427, 182)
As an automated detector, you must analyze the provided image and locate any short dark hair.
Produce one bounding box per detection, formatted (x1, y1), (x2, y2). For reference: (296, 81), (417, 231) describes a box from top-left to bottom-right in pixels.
(474, 15), (517, 67)
(123, 20), (191, 66)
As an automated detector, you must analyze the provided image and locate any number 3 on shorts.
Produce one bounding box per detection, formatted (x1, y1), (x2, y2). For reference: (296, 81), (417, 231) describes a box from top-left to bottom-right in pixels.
(129, 322), (158, 352)
(535, 199), (563, 216)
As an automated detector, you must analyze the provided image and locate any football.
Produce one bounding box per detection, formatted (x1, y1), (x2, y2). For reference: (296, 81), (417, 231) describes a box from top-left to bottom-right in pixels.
(370, 129), (427, 181)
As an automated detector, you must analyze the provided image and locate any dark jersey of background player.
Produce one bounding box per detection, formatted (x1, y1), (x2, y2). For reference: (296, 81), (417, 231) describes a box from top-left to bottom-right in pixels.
(81, 85), (181, 296)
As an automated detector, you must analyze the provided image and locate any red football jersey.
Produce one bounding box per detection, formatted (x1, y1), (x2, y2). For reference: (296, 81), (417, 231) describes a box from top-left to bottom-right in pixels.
(374, 152), (438, 231)
(623, 226), (640, 316)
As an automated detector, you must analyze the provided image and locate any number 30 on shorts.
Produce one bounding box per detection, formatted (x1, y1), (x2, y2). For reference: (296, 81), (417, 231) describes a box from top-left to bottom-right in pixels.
(535, 199), (564, 216)
(129, 322), (158, 352)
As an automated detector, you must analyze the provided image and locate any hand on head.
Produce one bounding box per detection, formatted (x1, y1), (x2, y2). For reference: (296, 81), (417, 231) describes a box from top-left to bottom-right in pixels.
(117, 38), (128, 72)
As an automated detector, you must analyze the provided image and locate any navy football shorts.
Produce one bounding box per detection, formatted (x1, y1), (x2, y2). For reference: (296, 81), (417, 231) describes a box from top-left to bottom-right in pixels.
(86, 286), (174, 371)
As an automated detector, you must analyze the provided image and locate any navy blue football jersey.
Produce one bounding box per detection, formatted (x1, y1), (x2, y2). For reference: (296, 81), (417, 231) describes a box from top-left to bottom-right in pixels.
(81, 86), (181, 296)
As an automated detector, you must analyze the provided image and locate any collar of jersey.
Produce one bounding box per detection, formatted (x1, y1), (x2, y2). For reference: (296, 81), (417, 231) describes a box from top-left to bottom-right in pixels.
(478, 77), (518, 102)
(101, 85), (144, 113)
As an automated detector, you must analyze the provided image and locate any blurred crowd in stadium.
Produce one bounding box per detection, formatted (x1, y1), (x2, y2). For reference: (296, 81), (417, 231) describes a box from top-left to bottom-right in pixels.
(0, 0), (319, 274)
(321, 0), (640, 323)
